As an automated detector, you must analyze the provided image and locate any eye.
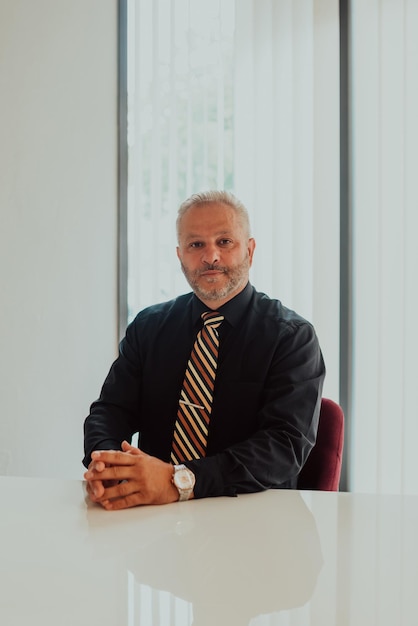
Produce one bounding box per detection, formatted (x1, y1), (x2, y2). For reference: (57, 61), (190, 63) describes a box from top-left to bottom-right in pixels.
(219, 239), (233, 246)
(189, 241), (203, 249)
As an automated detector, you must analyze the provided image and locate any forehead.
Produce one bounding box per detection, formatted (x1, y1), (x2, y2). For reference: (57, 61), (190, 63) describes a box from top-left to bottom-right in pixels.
(178, 202), (242, 238)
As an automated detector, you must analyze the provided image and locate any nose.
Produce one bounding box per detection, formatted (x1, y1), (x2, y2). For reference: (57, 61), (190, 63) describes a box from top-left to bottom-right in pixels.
(202, 243), (220, 266)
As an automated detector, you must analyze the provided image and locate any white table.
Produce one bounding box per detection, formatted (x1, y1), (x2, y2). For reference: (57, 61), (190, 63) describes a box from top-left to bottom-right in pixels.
(0, 477), (417, 625)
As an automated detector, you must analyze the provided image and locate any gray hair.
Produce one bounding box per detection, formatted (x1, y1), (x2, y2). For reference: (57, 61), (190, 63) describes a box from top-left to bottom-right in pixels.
(176, 190), (251, 241)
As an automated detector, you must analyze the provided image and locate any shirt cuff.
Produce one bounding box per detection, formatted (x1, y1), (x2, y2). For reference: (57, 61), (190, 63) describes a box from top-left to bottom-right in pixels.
(184, 455), (236, 498)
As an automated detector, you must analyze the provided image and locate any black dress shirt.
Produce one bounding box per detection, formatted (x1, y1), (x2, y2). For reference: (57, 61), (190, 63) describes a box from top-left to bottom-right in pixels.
(83, 283), (326, 498)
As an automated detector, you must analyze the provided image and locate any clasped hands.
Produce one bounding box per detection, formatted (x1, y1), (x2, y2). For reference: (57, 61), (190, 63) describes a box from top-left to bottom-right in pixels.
(84, 441), (179, 510)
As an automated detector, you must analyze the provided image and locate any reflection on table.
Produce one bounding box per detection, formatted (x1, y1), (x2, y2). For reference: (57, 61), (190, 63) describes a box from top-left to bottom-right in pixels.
(126, 490), (321, 625)
(0, 477), (417, 625)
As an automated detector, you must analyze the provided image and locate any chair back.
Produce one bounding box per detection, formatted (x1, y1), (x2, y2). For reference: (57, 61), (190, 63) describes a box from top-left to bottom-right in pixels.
(298, 398), (344, 491)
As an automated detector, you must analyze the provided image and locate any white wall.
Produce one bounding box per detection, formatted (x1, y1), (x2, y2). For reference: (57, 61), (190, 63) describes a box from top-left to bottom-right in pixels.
(0, 0), (118, 478)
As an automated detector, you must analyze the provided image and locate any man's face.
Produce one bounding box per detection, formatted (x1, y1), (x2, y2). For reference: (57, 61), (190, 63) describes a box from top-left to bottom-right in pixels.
(176, 202), (256, 308)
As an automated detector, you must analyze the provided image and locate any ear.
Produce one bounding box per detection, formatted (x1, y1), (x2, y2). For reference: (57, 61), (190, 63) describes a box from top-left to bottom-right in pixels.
(247, 238), (256, 267)
(176, 246), (181, 261)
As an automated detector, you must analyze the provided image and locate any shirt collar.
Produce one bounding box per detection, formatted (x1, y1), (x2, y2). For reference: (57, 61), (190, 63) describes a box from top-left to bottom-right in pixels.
(192, 282), (253, 327)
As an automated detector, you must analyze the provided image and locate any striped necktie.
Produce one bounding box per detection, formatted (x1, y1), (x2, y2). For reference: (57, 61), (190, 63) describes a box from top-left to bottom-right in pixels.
(171, 311), (224, 464)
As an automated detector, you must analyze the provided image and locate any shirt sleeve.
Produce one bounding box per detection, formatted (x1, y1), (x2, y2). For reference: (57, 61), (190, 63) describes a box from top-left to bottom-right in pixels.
(184, 321), (326, 498)
(82, 320), (142, 467)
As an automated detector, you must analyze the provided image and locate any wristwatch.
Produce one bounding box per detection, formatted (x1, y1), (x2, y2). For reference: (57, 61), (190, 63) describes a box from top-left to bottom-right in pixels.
(172, 464), (195, 501)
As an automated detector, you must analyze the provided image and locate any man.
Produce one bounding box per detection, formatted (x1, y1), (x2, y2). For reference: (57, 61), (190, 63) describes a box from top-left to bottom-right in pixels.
(83, 191), (325, 510)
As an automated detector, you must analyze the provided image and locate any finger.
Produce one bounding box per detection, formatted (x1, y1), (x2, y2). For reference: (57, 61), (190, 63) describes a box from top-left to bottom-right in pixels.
(84, 464), (132, 483)
(101, 491), (148, 511)
(85, 479), (105, 500)
(88, 460), (106, 473)
(91, 449), (138, 466)
(98, 479), (137, 502)
(87, 450), (116, 469)
(121, 440), (143, 455)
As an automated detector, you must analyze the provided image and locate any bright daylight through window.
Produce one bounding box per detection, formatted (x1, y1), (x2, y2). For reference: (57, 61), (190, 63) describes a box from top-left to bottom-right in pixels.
(126, 0), (234, 320)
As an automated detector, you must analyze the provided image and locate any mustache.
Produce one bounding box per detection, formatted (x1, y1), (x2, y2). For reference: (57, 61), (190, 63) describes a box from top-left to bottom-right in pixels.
(197, 264), (228, 274)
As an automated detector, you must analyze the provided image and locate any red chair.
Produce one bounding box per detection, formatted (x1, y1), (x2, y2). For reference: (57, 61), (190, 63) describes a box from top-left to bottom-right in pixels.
(298, 398), (344, 491)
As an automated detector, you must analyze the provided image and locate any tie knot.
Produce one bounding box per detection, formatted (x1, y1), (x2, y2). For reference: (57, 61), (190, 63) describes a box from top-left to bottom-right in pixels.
(202, 311), (224, 329)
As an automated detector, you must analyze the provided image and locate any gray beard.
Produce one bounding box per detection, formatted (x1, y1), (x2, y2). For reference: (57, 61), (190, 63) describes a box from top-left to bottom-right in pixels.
(181, 257), (250, 302)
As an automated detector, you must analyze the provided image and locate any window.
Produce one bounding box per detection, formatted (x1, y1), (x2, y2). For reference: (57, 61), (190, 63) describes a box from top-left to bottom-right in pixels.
(124, 0), (340, 411)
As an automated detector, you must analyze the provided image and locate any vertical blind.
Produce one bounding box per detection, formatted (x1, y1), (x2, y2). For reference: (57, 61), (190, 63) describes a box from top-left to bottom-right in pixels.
(126, 0), (340, 402)
(350, 0), (418, 495)
(127, 0), (235, 317)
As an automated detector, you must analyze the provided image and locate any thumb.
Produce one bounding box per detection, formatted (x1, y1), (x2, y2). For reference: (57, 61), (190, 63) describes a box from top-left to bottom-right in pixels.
(121, 440), (142, 455)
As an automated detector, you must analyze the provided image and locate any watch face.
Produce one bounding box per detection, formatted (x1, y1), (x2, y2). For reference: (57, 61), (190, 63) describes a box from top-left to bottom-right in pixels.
(175, 469), (194, 490)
